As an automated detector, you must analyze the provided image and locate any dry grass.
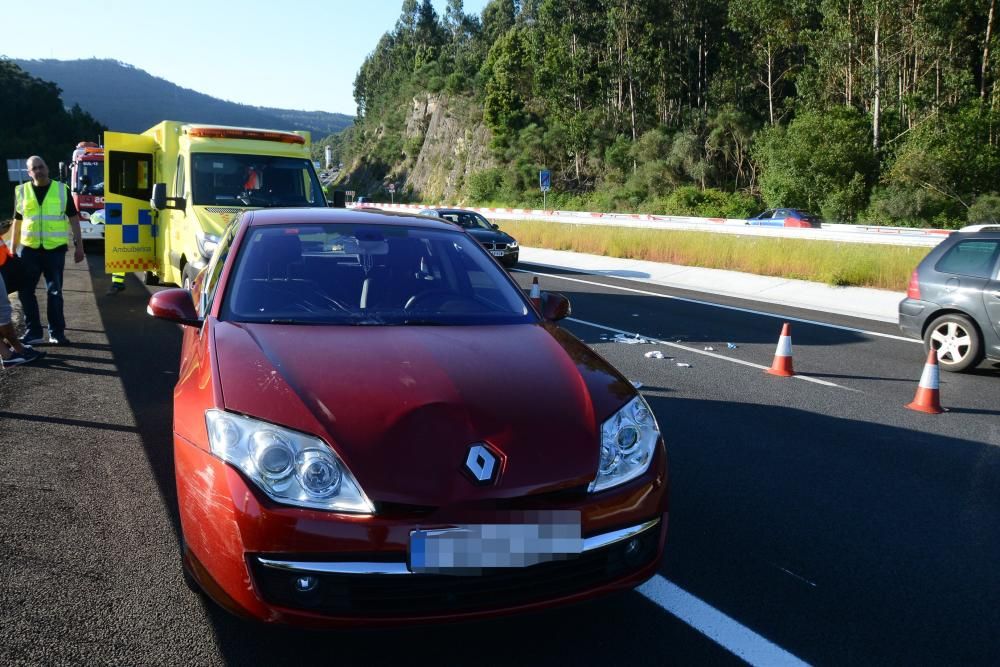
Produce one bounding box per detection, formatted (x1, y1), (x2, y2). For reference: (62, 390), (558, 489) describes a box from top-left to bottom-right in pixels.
(501, 220), (923, 291)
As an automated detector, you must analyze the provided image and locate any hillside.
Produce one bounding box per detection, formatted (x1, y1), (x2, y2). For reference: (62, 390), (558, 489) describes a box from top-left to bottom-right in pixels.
(12, 58), (352, 137)
(339, 0), (1000, 228)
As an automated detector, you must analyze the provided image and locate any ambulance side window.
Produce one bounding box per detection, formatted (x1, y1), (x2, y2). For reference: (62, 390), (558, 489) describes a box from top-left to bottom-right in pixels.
(174, 156), (185, 199)
(108, 151), (153, 200)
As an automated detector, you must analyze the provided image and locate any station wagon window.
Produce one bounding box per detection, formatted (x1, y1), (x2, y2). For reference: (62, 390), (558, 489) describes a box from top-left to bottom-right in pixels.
(935, 240), (1000, 279)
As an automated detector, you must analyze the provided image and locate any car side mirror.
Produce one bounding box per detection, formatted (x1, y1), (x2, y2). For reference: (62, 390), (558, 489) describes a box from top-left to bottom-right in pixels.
(492, 223), (499, 230)
(540, 292), (571, 321)
(151, 182), (186, 211)
(147, 288), (202, 327)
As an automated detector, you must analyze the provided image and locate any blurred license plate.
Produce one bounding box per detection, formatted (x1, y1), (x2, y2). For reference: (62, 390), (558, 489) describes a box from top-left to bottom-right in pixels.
(491, 250), (505, 257)
(410, 515), (582, 574)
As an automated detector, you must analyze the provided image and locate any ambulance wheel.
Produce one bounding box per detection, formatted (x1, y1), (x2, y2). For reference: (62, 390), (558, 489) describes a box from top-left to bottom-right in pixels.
(143, 271), (160, 286)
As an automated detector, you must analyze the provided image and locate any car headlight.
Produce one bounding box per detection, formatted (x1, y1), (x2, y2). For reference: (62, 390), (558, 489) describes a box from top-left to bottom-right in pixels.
(205, 410), (375, 514)
(196, 230), (220, 259)
(589, 395), (660, 493)
(508, 240), (518, 249)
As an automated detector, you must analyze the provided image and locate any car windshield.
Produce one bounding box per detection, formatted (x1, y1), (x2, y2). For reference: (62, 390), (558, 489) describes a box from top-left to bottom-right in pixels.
(191, 153), (325, 208)
(437, 211), (494, 230)
(77, 161), (104, 196)
(221, 223), (533, 326)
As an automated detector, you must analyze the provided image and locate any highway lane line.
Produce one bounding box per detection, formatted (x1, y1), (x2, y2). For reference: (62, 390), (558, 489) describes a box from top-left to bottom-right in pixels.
(639, 575), (811, 667)
(514, 268), (919, 344)
(567, 317), (855, 390)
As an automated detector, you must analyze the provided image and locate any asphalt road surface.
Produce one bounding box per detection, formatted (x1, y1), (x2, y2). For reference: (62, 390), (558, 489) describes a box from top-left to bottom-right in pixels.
(1, 252), (998, 666)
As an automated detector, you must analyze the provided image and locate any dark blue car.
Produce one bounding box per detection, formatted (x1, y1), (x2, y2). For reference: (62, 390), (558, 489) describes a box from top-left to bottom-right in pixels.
(419, 208), (519, 268)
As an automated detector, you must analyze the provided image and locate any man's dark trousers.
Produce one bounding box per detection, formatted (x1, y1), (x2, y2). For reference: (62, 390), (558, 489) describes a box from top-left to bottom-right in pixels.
(17, 245), (66, 339)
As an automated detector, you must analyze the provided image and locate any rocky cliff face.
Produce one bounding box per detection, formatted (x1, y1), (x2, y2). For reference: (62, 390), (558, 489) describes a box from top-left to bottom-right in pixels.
(396, 93), (494, 203)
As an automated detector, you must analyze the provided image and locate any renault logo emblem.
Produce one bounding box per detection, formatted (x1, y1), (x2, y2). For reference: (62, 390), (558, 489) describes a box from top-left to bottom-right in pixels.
(464, 443), (501, 485)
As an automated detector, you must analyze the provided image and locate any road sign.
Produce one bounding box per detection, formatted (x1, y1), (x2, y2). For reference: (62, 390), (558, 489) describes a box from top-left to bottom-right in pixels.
(5, 159), (30, 183)
(539, 169), (551, 192)
(387, 183), (396, 193)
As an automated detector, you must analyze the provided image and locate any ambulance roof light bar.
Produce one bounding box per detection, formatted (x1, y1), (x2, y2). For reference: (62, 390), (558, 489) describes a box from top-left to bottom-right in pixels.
(186, 127), (306, 145)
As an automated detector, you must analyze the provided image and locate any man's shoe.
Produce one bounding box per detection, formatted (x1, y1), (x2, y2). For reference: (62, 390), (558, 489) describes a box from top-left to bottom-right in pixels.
(20, 347), (45, 362)
(106, 283), (126, 295)
(19, 333), (45, 346)
(47, 334), (71, 346)
(2, 354), (29, 368)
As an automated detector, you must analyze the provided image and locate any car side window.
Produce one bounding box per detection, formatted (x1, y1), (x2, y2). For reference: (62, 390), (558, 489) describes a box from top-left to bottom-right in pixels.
(935, 240), (1000, 279)
(200, 221), (238, 315)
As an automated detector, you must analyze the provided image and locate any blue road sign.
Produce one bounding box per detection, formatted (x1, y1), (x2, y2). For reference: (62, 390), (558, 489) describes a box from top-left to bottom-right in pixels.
(539, 169), (551, 192)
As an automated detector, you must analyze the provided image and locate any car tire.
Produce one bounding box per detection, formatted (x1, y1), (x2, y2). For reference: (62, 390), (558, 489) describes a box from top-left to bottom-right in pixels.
(924, 313), (983, 372)
(143, 271), (160, 286)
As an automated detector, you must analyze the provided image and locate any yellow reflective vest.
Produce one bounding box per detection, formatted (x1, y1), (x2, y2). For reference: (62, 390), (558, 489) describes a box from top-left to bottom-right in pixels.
(15, 181), (70, 250)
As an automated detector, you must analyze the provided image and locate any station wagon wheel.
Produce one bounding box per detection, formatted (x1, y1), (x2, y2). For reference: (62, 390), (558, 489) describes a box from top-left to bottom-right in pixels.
(924, 313), (983, 372)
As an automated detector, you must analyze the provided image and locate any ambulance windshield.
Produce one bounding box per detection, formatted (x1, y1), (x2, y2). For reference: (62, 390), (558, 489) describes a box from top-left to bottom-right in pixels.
(191, 154), (325, 208)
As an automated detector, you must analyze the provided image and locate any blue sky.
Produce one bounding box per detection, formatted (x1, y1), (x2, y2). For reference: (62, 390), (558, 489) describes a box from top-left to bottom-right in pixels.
(2, 0), (490, 115)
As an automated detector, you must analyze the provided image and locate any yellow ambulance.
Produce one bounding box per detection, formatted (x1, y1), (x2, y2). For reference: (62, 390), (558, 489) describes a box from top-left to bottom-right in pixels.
(103, 121), (325, 287)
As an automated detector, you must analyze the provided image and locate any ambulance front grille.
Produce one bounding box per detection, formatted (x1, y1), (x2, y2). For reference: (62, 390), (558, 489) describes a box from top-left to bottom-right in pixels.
(204, 207), (244, 214)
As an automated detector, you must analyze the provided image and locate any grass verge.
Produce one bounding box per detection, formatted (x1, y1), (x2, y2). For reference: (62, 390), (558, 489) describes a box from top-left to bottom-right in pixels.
(498, 220), (924, 292)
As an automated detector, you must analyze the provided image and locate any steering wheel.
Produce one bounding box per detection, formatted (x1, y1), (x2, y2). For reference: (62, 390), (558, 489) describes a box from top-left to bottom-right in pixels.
(404, 290), (480, 311)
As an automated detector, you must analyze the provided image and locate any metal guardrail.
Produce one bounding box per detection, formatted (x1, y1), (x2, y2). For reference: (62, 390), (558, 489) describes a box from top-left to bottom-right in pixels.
(354, 203), (950, 248)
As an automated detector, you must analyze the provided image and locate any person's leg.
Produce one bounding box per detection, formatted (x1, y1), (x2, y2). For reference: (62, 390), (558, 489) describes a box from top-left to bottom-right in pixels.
(40, 248), (66, 340)
(0, 272), (13, 360)
(15, 246), (44, 341)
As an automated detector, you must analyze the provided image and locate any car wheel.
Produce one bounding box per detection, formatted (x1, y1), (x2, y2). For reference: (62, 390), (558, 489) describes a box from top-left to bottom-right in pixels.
(924, 313), (983, 372)
(182, 264), (200, 291)
(143, 270), (160, 286)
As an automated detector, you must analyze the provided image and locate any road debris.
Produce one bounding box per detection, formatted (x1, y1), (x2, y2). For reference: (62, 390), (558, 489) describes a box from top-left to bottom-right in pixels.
(704, 346), (715, 351)
(676, 362), (691, 368)
(630, 380), (643, 388)
(644, 351), (665, 359)
(727, 343), (738, 349)
(614, 333), (650, 344)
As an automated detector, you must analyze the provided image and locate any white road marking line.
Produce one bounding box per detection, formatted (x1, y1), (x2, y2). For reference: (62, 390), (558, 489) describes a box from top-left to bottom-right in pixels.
(639, 575), (812, 667)
(515, 268), (918, 344)
(567, 317), (854, 390)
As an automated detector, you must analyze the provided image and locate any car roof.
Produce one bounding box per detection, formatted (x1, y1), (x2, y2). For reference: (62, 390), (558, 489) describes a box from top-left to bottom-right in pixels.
(244, 207), (460, 232)
(425, 208), (481, 215)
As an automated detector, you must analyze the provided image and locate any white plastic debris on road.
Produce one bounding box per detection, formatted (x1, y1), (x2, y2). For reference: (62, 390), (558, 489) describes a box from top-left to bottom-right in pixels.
(676, 362), (692, 368)
(727, 343), (738, 349)
(630, 380), (643, 388)
(644, 351), (665, 359)
(614, 333), (650, 344)
(704, 346), (715, 351)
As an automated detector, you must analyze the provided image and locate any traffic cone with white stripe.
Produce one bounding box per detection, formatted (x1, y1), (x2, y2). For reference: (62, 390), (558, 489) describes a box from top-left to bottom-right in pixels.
(905, 349), (945, 414)
(766, 323), (795, 377)
(529, 276), (542, 310)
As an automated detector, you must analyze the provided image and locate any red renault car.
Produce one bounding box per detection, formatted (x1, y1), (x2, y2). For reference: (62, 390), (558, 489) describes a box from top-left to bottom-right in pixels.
(147, 208), (668, 626)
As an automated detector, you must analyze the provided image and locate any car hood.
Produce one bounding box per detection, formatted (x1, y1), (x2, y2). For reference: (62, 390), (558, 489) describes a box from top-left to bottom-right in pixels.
(213, 322), (634, 506)
(466, 228), (514, 244)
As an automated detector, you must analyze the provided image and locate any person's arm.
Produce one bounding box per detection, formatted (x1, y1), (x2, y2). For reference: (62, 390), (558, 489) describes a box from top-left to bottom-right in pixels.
(10, 214), (21, 255)
(69, 214), (84, 263)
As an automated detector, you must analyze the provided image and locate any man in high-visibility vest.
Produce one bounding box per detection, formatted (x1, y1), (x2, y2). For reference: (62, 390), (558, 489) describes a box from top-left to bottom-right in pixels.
(10, 155), (85, 346)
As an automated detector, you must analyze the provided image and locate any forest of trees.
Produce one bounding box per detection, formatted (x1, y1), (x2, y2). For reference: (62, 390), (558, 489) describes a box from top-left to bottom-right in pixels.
(342, 0), (1000, 227)
(0, 59), (104, 217)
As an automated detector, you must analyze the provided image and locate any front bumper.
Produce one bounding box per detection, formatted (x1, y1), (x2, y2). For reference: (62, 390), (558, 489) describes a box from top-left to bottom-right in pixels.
(175, 433), (668, 626)
(78, 215), (104, 241)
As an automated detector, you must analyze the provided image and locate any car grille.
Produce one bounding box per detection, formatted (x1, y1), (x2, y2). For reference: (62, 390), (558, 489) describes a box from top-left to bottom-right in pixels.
(479, 241), (507, 251)
(249, 522), (660, 617)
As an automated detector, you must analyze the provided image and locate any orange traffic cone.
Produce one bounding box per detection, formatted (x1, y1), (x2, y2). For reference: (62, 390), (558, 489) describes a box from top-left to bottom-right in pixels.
(529, 276), (542, 310)
(905, 349), (945, 414)
(766, 323), (795, 377)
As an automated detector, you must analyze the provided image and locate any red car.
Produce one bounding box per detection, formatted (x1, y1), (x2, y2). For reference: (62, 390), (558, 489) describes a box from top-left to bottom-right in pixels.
(148, 208), (668, 626)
